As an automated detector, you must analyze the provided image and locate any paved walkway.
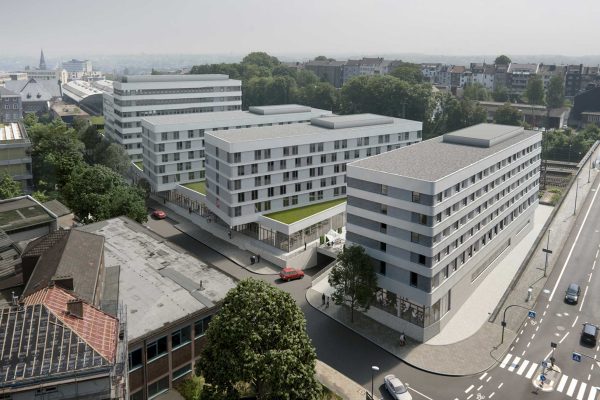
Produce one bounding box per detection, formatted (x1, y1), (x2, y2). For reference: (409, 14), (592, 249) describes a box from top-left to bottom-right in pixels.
(307, 144), (600, 376)
(316, 360), (369, 400)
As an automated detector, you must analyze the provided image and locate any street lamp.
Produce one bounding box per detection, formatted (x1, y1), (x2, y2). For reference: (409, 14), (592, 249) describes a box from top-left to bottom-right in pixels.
(574, 177), (581, 215)
(543, 229), (551, 277)
(371, 366), (379, 400)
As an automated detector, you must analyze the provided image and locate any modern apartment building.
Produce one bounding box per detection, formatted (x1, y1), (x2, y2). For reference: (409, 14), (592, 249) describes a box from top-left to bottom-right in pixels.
(304, 60), (345, 88)
(140, 105), (331, 193)
(346, 124), (541, 341)
(204, 114), (422, 252)
(103, 74), (242, 160)
(62, 58), (93, 73)
(0, 122), (32, 191)
(507, 63), (539, 95)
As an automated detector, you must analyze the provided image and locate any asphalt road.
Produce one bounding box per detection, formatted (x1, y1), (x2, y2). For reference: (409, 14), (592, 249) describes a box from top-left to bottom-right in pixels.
(145, 175), (600, 400)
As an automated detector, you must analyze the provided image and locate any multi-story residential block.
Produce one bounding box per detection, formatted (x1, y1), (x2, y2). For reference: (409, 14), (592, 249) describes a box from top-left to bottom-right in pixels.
(420, 63), (442, 83)
(565, 64), (584, 97)
(0, 122), (32, 191)
(62, 58), (93, 73)
(304, 60), (345, 88)
(469, 63), (495, 90)
(204, 114), (422, 252)
(79, 217), (237, 400)
(493, 63), (510, 91)
(538, 64), (566, 90)
(450, 66), (468, 87)
(341, 58), (399, 84)
(438, 65), (452, 87)
(104, 74), (242, 160)
(507, 63), (539, 95)
(346, 124), (541, 341)
(0, 86), (22, 122)
(140, 105), (331, 193)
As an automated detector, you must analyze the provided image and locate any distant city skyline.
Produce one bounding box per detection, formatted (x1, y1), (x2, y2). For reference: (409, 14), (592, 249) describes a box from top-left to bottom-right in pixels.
(1, 0), (599, 57)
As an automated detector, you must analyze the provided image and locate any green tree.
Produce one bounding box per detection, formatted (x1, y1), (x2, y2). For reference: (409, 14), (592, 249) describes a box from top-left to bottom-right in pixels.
(31, 190), (50, 203)
(546, 75), (565, 109)
(463, 83), (490, 101)
(242, 52), (280, 69)
(494, 55), (511, 65)
(0, 173), (22, 199)
(295, 69), (320, 87)
(492, 85), (509, 102)
(390, 63), (423, 84)
(96, 143), (131, 175)
(424, 94), (487, 138)
(525, 75), (545, 105)
(328, 245), (377, 322)
(198, 279), (321, 400)
(62, 164), (147, 223)
(314, 55), (330, 61)
(175, 376), (205, 400)
(295, 82), (340, 111)
(494, 103), (523, 126)
(23, 113), (39, 128)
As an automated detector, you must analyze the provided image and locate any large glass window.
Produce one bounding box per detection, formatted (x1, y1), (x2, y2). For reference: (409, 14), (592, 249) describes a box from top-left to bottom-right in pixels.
(146, 337), (167, 362)
(148, 377), (169, 399)
(194, 315), (212, 338)
(128, 348), (143, 370)
(171, 326), (191, 348)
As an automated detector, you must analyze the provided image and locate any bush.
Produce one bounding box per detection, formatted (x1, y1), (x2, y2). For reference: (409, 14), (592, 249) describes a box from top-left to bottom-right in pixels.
(175, 375), (204, 400)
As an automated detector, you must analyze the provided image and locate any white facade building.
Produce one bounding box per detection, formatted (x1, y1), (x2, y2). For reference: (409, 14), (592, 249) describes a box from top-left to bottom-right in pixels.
(346, 124), (541, 341)
(204, 113), (422, 252)
(62, 59), (93, 73)
(103, 74), (241, 160)
(140, 105), (331, 193)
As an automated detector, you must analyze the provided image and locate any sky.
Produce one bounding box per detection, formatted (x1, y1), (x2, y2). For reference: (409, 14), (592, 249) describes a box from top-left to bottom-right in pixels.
(1, 0), (599, 57)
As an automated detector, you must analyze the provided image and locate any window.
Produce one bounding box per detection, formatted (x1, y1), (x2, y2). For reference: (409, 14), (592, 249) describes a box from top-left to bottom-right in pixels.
(254, 150), (262, 160)
(238, 166), (245, 176)
(234, 152), (241, 163)
(128, 348), (143, 370)
(267, 161), (274, 171)
(268, 187), (274, 197)
(264, 149), (271, 159)
(411, 232), (420, 243)
(291, 195), (298, 205)
(280, 159), (286, 169)
(251, 164), (258, 174)
(379, 261), (386, 275)
(292, 145), (298, 155)
(410, 272), (418, 287)
(172, 326), (191, 348)
(238, 193), (245, 202)
(306, 156), (313, 165)
(280, 185), (286, 195)
(320, 178), (327, 187)
(255, 176), (262, 186)
(146, 336), (168, 362)
(264, 201), (271, 211)
(251, 190), (258, 200)
(380, 242), (386, 252)
(412, 191), (421, 203)
(418, 213), (427, 225)
(173, 364), (192, 381)
(381, 185), (388, 195)
(418, 254), (426, 265)
(381, 204), (387, 214)
(283, 197), (290, 207)
(283, 146), (290, 156)
(148, 377), (169, 398)
(194, 315), (212, 338)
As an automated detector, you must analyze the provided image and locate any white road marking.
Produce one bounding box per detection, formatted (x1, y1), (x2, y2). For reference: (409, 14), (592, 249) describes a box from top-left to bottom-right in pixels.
(479, 372), (487, 380)
(557, 375), (568, 392)
(536, 326), (540, 332)
(489, 393), (495, 399)
(546, 304), (549, 309)
(508, 356), (521, 372)
(525, 362), (538, 379)
(577, 382), (587, 400)
(498, 383), (504, 389)
(407, 386), (434, 400)
(589, 273), (593, 283)
(510, 346), (515, 351)
(549, 179), (600, 302)
(527, 342), (531, 348)
(589, 386), (598, 400)
(467, 394), (474, 400)
(477, 385), (483, 391)
(531, 333), (536, 339)
(515, 338), (519, 343)
(486, 376), (492, 383)
(540, 318), (544, 323)
(517, 359), (529, 375)
(587, 373), (591, 381)
(572, 315), (579, 328)
(560, 331), (570, 344)
(543, 310), (547, 316)
(567, 378), (578, 397)
(579, 285), (589, 312)
(521, 350), (526, 356)
(465, 384), (475, 393)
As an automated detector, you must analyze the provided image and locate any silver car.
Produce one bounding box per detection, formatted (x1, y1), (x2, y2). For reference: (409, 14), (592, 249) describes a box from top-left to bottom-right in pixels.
(384, 374), (412, 400)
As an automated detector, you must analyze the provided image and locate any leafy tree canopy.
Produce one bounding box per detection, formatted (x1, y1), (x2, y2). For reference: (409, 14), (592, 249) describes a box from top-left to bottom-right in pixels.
(0, 173), (22, 199)
(390, 63), (423, 84)
(494, 103), (523, 126)
(495, 55), (511, 65)
(198, 279), (321, 400)
(546, 75), (565, 109)
(328, 245), (378, 322)
(463, 83), (490, 101)
(242, 52), (280, 69)
(525, 74), (545, 105)
(492, 85), (509, 102)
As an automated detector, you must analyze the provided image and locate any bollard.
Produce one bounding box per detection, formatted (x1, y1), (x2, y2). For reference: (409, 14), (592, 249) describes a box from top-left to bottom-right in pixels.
(526, 287), (533, 302)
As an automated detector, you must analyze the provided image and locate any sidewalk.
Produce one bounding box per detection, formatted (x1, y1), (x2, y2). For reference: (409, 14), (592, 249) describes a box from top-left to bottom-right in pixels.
(316, 360), (368, 400)
(307, 143), (600, 376)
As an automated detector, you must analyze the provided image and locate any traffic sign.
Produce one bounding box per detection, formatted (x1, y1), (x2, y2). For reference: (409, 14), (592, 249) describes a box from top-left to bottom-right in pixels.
(528, 310), (537, 319)
(542, 361), (548, 369)
(540, 374), (546, 382)
(572, 352), (582, 362)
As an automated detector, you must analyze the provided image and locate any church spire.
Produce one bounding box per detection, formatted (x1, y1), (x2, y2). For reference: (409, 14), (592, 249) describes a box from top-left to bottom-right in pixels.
(39, 49), (46, 70)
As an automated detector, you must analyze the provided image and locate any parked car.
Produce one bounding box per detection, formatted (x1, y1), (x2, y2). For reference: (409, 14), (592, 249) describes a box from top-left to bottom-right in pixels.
(152, 209), (167, 219)
(581, 323), (598, 346)
(384, 374), (412, 400)
(564, 283), (581, 304)
(279, 267), (304, 281)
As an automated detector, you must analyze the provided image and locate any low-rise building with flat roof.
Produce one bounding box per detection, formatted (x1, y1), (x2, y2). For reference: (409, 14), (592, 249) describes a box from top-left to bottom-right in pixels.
(204, 113), (422, 253)
(346, 124), (541, 341)
(0, 122), (32, 191)
(0, 196), (57, 242)
(51, 101), (90, 124)
(78, 217), (237, 400)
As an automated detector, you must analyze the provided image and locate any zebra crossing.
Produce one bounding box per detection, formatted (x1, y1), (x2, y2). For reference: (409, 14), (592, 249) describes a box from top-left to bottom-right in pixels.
(498, 353), (599, 399)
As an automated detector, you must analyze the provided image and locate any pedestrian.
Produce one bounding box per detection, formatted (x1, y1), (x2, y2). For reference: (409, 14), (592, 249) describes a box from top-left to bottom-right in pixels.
(228, 230), (232, 239)
(256, 254), (261, 263)
(326, 297), (330, 308)
(399, 332), (406, 346)
(321, 293), (326, 305)
(304, 242), (307, 250)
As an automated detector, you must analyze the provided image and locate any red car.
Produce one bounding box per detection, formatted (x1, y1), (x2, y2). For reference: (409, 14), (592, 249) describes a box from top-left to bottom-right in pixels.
(279, 267), (304, 281)
(152, 210), (167, 219)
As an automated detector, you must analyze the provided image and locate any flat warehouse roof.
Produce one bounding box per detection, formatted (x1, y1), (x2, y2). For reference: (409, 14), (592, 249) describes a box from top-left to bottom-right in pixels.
(350, 125), (540, 182)
(208, 114), (421, 144)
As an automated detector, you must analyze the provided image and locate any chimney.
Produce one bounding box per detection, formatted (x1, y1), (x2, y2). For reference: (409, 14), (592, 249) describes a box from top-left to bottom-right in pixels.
(67, 299), (84, 319)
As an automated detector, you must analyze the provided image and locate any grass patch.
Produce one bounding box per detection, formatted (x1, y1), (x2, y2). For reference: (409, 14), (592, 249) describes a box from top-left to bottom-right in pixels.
(266, 198), (346, 224)
(0, 210), (22, 227)
(183, 181), (206, 195)
(133, 161), (143, 171)
(90, 116), (104, 125)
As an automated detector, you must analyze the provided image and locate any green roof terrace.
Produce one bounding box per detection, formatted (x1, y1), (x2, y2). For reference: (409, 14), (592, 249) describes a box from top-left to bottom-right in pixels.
(265, 198), (346, 224)
(182, 181), (206, 195)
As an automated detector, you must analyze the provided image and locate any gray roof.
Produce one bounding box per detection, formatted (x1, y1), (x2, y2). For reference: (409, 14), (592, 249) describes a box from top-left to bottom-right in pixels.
(349, 124), (540, 182)
(141, 105), (331, 130)
(118, 74), (234, 83)
(77, 217), (237, 341)
(0, 86), (18, 96)
(0, 196), (56, 233)
(3, 78), (57, 102)
(209, 114), (420, 144)
(42, 199), (72, 217)
(443, 124), (523, 148)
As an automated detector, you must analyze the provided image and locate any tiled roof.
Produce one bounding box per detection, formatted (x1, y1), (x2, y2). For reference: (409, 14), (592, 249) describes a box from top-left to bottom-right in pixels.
(0, 286), (117, 387)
